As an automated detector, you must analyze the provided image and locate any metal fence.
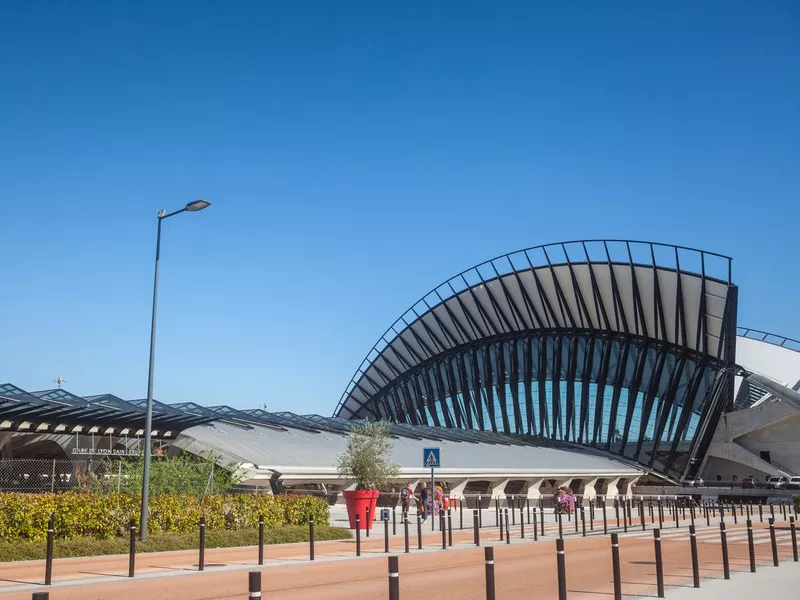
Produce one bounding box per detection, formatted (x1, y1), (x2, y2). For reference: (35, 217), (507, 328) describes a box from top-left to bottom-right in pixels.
(0, 458), (222, 495)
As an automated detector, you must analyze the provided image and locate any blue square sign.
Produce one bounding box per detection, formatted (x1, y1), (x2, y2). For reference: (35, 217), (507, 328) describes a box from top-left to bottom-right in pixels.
(423, 447), (441, 468)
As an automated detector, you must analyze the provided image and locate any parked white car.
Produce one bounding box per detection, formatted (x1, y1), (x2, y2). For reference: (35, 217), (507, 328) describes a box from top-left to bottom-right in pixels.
(767, 476), (788, 488)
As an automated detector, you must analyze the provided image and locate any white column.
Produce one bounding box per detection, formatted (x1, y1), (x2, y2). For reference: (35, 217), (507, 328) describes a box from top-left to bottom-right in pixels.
(582, 477), (599, 501)
(525, 478), (545, 501)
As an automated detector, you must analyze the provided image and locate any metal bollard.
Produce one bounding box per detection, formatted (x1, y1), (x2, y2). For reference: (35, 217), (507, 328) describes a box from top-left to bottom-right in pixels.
(611, 533), (622, 600)
(484, 546), (496, 600)
(558, 510), (563, 539)
(441, 513), (446, 550)
(747, 519), (756, 573)
(720, 522), (730, 579)
(478, 495), (483, 528)
(499, 509), (504, 541)
(658, 500), (663, 529)
(689, 525), (700, 588)
(556, 538), (567, 600)
(388, 556), (400, 600)
(384, 515), (389, 554)
(521, 506), (525, 539)
(574, 505), (579, 533)
(448, 508), (453, 547)
(512, 498), (516, 526)
(640, 500), (646, 531)
(759, 503), (763, 523)
(393, 506), (397, 536)
(495, 497), (500, 526)
(615, 499), (620, 528)
(356, 515), (361, 557)
(790, 516), (798, 562)
(404, 512), (410, 553)
(623, 504), (628, 534)
(416, 513), (422, 550)
(590, 501), (595, 531)
(258, 515), (264, 566)
(675, 502), (680, 529)
(32, 594), (49, 600)
(733, 504), (738, 525)
(603, 501), (608, 535)
(248, 571), (261, 600)
(44, 513), (54, 585)
(653, 529), (665, 598)
(474, 510), (481, 546)
(366, 507), (371, 538)
(540, 505), (545, 537)
(460, 499), (464, 530)
(690, 503), (695, 527)
(505, 508), (510, 544)
(706, 504), (711, 527)
(581, 507), (586, 537)
(198, 516), (205, 572)
(769, 518), (779, 567)
(770, 503), (775, 521)
(782, 503), (787, 521)
(128, 519), (136, 577)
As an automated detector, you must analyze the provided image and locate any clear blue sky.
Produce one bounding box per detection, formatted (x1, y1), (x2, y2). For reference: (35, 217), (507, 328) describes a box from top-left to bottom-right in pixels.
(1, 2), (798, 415)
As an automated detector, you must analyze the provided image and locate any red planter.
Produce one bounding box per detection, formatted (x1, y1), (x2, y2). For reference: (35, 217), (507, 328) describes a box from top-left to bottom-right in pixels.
(342, 489), (380, 530)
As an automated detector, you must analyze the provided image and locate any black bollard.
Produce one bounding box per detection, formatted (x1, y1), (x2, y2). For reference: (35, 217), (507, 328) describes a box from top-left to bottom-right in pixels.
(441, 512), (446, 550)
(527, 498), (531, 525)
(416, 513), (422, 550)
(602, 501), (608, 535)
(610, 533), (622, 600)
(388, 556), (400, 600)
(474, 510), (481, 546)
(689, 525), (700, 588)
(499, 509), (504, 541)
(733, 504), (738, 525)
(654, 529), (665, 598)
(657, 500), (663, 529)
(558, 510), (563, 539)
(690, 503), (695, 527)
(258, 515), (264, 566)
(495, 497), (499, 526)
(32, 594), (49, 600)
(198, 516), (205, 572)
(384, 514), (389, 554)
(769, 518), (779, 567)
(556, 538), (567, 600)
(581, 507), (586, 537)
(720, 522), (730, 579)
(540, 505), (545, 537)
(590, 501), (595, 530)
(44, 513), (54, 585)
(460, 498), (464, 530)
(640, 500), (645, 531)
(720, 504), (725, 523)
(128, 519), (136, 577)
(770, 503), (775, 521)
(650, 500), (654, 524)
(393, 506), (397, 536)
(478, 495), (483, 528)
(759, 503), (763, 523)
(675, 502), (680, 529)
(533, 506), (538, 541)
(623, 504), (628, 534)
(783, 503), (788, 521)
(248, 571), (261, 600)
(505, 508), (510, 544)
(628, 499), (633, 527)
(791, 516), (798, 562)
(356, 514), (361, 557)
(484, 546), (496, 600)
(448, 508), (453, 547)
(706, 504), (711, 527)
(404, 512), (410, 554)
(747, 519), (756, 573)
(512, 498), (516, 526)
(574, 504), (579, 534)
(521, 505), (525, 539)
(366, 507), (371, 538)
(615, 499), (620, 528)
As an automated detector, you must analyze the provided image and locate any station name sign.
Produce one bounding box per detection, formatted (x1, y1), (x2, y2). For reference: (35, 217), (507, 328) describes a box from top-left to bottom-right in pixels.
(71, 447), (142, 457)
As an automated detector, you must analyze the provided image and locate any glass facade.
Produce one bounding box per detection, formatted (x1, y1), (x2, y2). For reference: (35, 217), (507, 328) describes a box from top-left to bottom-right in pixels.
(356, 333), (727, 481)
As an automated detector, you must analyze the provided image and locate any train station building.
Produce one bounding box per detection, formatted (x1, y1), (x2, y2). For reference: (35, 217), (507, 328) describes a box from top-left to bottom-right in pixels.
(2, 240), (800, 500)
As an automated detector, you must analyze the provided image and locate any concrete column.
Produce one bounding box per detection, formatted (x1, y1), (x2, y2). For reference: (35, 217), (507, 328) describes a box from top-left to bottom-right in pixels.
(490, 479), (510, 503)
(0, 432), (13, 458)
(582, 477), (599, 501)
(525, 478), (546, 501)
(447, 478), (469, 500)
(605, 477), (621, 505)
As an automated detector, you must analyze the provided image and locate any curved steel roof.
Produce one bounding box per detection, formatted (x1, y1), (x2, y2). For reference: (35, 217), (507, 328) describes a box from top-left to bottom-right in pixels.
(335, 239), (736, 419)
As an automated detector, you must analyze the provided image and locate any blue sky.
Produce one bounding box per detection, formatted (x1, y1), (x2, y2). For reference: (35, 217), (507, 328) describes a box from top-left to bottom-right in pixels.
(1, 2), (798, 414)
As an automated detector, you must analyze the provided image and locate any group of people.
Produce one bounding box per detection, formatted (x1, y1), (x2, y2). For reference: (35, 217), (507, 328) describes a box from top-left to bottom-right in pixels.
(400, 481), (449, 521)
(553, 485), (576, 514)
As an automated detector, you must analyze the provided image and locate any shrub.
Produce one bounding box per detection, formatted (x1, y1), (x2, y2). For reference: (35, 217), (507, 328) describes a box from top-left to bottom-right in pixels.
(0, 492), (329, 541)
(0, 525), (350, 562)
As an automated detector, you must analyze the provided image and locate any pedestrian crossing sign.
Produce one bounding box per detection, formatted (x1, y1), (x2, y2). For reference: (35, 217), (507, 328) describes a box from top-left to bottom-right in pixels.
(423, 447), (441, 468)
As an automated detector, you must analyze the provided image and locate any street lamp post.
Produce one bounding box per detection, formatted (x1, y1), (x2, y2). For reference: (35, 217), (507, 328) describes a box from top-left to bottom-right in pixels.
(140, 199), (210, 541)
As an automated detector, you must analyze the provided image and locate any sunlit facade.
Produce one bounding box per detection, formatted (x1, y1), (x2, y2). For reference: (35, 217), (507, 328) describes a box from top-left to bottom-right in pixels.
(335, 240), (740, 481)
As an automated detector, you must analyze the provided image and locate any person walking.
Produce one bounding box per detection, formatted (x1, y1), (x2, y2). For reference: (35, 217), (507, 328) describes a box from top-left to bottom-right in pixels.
(400, 482), (417, 514)
(420, 482), (430, 521)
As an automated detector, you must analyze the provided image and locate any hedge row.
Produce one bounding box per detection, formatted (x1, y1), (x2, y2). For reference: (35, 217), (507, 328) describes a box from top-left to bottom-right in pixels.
(0, 492), (329, 541)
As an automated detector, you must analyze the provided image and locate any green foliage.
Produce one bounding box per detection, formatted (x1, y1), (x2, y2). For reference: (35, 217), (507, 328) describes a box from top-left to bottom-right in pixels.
(336, 421), (400, 490)
(0, 525), (350, 562)
(0, 492), (329, 541)
(76, 453), (240, 496)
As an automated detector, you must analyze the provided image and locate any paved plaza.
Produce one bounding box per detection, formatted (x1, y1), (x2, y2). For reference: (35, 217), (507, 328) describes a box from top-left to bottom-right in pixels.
(1, 508), (798, 599)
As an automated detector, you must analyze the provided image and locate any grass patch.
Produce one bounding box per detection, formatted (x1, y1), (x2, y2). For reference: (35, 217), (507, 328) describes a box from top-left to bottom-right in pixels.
(0, 526), (351, 562)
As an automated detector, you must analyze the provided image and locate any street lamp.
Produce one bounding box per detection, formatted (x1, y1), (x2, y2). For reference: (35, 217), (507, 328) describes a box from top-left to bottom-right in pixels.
(140, 199), (211, 541)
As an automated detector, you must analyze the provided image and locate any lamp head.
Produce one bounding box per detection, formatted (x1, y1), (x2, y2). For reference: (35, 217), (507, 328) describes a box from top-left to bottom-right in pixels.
(185, 199), (211, 212)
